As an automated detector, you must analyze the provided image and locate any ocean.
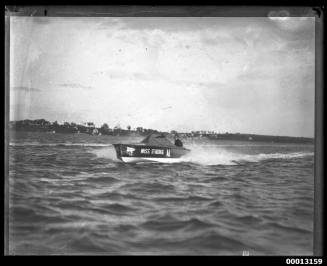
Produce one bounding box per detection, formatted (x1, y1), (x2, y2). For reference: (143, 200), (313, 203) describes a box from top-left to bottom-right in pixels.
(7, 131), (314, 255)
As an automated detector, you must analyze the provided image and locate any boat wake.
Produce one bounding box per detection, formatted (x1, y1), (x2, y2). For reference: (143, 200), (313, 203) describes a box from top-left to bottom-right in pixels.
(91, 145), (121, 162)
(184, 150), (313, 166)
(10, 142), (313, 166)
(92, 144), (313, 166)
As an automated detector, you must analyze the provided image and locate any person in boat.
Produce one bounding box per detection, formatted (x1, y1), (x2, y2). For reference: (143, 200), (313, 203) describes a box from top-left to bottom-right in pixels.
(174, 134), (183, 147)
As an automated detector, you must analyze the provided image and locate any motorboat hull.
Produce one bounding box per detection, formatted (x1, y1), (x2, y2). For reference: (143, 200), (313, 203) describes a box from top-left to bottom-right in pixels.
(113, 144), (190, 163)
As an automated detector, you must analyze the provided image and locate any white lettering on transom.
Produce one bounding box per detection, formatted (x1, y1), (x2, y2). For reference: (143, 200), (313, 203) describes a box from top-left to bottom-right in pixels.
(141, 148), (151, 154)
(151, 149), (164, 155)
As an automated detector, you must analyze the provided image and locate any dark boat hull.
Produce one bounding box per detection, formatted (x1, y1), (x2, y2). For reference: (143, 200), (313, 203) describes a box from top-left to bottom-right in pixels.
(113, 144), (190, 163)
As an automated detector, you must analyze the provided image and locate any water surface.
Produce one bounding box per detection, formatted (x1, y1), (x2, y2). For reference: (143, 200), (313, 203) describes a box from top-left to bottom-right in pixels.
(8, 131), (314, 255)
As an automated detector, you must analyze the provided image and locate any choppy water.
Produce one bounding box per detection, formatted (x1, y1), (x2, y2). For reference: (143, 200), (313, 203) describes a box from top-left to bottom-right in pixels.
(8, 131), (314, 255)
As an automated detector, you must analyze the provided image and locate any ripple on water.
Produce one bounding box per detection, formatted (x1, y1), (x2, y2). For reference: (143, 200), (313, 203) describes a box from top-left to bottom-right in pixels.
(8, 134), (314, 255)
(140, 215), (216, 232)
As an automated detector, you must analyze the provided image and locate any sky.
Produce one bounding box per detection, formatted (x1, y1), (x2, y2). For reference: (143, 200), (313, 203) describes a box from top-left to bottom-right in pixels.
(9, 16), (315, 137)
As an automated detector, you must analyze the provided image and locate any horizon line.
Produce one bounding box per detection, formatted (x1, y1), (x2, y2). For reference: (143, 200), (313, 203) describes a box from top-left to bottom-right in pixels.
(8, 118), (314, 139)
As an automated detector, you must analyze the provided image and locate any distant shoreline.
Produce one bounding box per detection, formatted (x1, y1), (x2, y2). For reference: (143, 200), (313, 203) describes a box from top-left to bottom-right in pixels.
(8, 119), (314, 144)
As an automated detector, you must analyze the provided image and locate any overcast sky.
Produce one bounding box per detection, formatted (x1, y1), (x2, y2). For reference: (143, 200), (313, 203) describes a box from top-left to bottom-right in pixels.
(10, 16), (315, 137)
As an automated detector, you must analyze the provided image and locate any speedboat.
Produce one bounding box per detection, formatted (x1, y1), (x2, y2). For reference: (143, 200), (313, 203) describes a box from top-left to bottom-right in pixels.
(113, 133), (190, 163)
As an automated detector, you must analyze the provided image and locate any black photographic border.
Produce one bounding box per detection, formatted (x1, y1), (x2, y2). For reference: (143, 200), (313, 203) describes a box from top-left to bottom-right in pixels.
(3, 5), (324, 258)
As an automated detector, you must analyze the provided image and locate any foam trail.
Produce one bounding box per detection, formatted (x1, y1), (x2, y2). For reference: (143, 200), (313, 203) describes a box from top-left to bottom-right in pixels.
(91, 145), (120, 162)
(180, 145), (240, 165)
(92, 144), (313, 165)
(242, 152), (314, 162)
(178, 144), (313, 166)
(15, 141), (312, 166)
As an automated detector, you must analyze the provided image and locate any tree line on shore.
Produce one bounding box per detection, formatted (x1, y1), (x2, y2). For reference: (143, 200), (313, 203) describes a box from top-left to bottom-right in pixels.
(9, 118), (314, 144)
(9, 119), (159, 136)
